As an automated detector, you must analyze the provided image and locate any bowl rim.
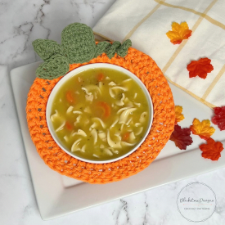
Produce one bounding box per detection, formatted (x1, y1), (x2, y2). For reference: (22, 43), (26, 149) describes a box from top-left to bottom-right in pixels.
(46, 63), (154, 164)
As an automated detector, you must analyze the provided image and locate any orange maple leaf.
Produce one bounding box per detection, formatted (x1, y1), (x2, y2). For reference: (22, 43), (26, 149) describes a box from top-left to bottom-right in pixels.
(166, 22), (192, 44)
(187, 58), (214, 79)
(175, 105), (185, 124)
(199, 138), (224, 161)
(190, 118), (215, 140)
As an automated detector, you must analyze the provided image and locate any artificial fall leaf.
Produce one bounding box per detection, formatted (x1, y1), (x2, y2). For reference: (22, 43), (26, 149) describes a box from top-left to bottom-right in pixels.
(175, 105), (185, 124)
(199, 138), (224, 161)
(187, 58), (213, 79)
(166, 22), (192, 44)
(170, 125), (193, 150)
(190, 118), (215, 140)
(212, 106), (225, 131)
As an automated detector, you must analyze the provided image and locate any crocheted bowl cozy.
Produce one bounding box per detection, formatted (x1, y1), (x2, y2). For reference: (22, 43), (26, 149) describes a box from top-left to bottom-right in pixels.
(26, 47), (175, 184)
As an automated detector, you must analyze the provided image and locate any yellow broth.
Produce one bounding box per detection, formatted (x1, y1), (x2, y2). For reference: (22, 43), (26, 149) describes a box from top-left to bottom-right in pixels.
(50, 68), (150, 161)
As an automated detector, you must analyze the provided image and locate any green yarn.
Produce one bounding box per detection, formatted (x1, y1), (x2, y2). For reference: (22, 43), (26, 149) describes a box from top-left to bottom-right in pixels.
(32, 23), (132, 80)
(94, 41), (111, 58)
(32, 39), (63, 61)
(95, 40), (132, 59)
(117, 39), (132, 57)
(62, 23), (96, 64)
(36, 54), (69, 80)
(106, 41), (121, 59)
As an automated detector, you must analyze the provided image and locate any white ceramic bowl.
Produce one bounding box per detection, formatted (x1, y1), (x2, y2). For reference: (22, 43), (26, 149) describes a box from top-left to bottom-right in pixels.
(46, 63), (153, 164)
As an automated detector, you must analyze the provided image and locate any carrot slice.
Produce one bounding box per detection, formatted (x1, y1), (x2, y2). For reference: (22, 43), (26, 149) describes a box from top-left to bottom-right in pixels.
(97, 73), (104, 82)
(66, 91), (75, 103)
(97, 101), (111, 118)
(122, 132), (130, 141)
(65, 121), (73, 130)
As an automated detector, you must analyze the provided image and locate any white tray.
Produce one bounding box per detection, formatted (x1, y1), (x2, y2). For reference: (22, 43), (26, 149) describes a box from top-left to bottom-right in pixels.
(10, 62), (225, 220)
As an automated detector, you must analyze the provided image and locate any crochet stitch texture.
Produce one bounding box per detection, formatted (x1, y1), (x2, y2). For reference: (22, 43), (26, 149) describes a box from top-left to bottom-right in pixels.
(32, 39), (63, 61)
(36, 54), (69, 80)
(62, 23), (96, 64)
(33, 23), (132, 80)
(26, 47), (175, 184)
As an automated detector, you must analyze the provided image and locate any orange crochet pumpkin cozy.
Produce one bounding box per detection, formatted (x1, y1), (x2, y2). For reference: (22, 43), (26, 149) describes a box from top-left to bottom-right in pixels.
(26, 47), (175, 184)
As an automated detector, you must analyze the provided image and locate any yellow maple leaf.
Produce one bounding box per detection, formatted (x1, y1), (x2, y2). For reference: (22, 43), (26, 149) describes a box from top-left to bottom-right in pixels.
(175, 105), (185, 124)
(166, 22), (192, 44)
(190, 118), (215, 139)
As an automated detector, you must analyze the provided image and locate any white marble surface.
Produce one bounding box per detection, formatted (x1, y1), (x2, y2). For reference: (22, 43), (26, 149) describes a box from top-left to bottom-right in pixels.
(0, 0), (225, 224)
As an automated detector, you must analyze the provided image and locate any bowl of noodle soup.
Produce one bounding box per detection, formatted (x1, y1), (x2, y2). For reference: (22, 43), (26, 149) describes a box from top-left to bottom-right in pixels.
(46, 63), (153, 163)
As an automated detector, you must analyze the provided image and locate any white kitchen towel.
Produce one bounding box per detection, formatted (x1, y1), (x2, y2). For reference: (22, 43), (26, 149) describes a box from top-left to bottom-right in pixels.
(93, 0), (225, 108)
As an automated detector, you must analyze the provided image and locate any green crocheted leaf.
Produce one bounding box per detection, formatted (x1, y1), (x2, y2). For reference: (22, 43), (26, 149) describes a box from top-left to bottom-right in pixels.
(62, 23), (96, 64)
(94, 41), (111, 58)
(36, 54), (69, 80)
(32, 39), (63, 61)
(117, 39), (132, 57)
(105, 41), (121, 59)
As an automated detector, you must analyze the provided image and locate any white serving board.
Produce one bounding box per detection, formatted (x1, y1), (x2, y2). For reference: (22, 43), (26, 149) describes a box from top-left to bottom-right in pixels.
(10, 62), (225, 220)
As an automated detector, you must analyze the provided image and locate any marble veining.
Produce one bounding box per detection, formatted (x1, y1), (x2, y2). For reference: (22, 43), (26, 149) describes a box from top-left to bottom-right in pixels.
(0, 1), (225, 225)
(0, 0), (115, 69)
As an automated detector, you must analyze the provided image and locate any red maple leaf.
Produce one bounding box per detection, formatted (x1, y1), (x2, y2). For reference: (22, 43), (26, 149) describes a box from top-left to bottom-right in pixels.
(199, 138), (224, 161)
(170, 125), (193, 150)
(212, 106), (225, 131)
(187, 58), (213, 79)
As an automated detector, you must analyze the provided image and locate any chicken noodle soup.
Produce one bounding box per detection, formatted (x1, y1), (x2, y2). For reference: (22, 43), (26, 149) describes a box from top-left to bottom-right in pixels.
(50, 68), (150, 160)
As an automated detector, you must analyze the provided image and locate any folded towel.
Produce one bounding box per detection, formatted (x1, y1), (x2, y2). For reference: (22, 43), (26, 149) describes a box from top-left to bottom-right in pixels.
(93, 0), (225, 108)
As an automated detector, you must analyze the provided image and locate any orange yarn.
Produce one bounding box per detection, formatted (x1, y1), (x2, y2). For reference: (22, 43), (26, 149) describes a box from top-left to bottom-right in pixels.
(26, 48), (175, 184)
